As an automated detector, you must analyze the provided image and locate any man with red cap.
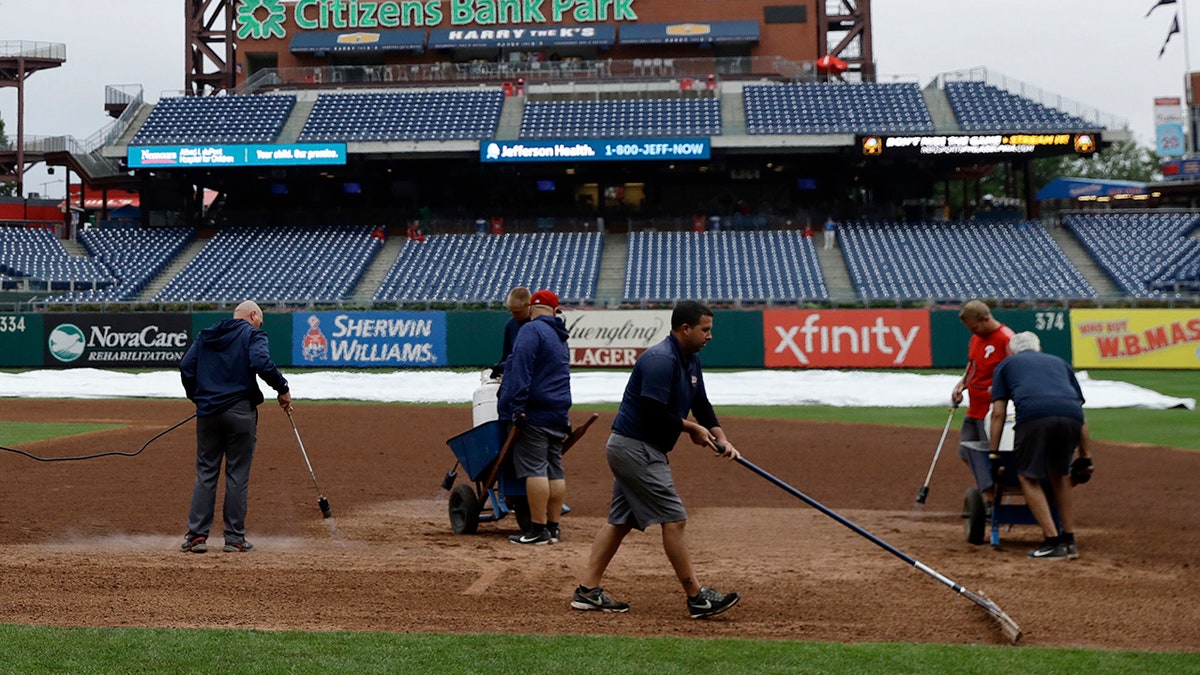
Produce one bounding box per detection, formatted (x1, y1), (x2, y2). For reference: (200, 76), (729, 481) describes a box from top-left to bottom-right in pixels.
(498, 289), (572, 545)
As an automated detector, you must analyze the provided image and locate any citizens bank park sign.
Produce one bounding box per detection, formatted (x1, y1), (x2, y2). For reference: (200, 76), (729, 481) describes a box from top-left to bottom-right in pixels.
(235, 0), (640, 39)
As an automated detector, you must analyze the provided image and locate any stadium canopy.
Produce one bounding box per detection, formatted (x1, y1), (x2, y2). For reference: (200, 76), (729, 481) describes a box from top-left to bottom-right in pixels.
(289, 30), (426, 54)
(1035, 177), (1148, 201)
(427, 24), (615, 50)
(618, 20), (760, 45)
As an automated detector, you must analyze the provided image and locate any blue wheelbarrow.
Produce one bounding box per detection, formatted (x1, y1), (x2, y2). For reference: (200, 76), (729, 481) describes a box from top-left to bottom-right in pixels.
(961, 440), (1060, 547)
(444, 413), (599, 535)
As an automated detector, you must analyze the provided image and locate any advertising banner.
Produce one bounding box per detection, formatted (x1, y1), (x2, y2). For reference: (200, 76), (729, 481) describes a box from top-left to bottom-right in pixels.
(1154, 97), (1186, 158)
(1070, 309), (1200, 369)
(293, 311), (447, 367)
(43, 313), (191, 368)
(127, 143), (347, 168)
(560, 309), (671, 367)
(763, 309), (931, 368)
(481, 138), (710, 163)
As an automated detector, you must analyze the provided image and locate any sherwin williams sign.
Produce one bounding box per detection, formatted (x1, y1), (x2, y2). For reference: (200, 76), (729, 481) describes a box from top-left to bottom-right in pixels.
(235, 0), (639, 39)
(763, 309), (931, 368)
(43, 313), (191, 368)
(294, 311), (447, 367)
(1070, 309), (1200, 369)
(561, 309), (670, 367)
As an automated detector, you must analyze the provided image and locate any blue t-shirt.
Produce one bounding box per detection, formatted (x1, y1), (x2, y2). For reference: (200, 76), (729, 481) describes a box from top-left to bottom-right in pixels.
(990, 351), (1085, 426)
(611, 334), (719, 453)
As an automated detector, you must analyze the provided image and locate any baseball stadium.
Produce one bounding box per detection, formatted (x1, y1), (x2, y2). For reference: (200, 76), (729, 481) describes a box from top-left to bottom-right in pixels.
(1, 0), (1199, 671)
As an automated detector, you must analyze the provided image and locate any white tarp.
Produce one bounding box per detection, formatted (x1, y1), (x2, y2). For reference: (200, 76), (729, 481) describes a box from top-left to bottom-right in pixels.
(0, 368), (1192, 410)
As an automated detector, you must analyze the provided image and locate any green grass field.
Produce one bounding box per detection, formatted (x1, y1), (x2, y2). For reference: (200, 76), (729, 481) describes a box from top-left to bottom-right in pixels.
(1, 370), (1197, 671)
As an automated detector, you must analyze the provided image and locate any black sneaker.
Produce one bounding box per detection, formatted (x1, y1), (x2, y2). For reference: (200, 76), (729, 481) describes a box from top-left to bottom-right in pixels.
(548, 524), (561, 544)
(223, 540), (254, 552)
(687, 586), (740, 619)
(508, 528), (551, 545)
(1027, 537), (1070, 559)
(571, 585), (630, 613)
(180, 535), (207, 553)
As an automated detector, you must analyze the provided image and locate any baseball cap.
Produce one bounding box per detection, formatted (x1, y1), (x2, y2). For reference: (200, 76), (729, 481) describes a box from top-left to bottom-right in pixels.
(530, 289), (559, 310)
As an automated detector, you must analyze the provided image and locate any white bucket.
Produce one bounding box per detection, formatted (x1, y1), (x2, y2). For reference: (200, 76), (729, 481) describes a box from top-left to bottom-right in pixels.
(986, 401), (1016, 452)
(472, 370), (500, 427)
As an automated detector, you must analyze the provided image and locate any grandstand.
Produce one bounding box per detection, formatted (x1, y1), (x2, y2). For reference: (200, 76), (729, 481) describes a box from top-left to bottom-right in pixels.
(1065, 212), (1200, 298)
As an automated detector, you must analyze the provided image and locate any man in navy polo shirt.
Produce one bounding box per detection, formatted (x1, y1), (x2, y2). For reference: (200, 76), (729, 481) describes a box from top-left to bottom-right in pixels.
(571, 300), (742, 619)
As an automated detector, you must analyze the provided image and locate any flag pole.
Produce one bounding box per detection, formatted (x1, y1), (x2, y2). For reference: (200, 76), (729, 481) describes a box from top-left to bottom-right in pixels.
(1184, 0), (1194, 153)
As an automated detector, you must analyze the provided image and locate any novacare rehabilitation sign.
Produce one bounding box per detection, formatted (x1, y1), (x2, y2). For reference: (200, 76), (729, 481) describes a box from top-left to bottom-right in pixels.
(294, 311), (447, 367)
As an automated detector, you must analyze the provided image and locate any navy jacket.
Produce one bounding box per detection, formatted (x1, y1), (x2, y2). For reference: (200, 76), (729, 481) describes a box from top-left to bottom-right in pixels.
(497, 314), (571, 431)
(180, 318), (289, 417)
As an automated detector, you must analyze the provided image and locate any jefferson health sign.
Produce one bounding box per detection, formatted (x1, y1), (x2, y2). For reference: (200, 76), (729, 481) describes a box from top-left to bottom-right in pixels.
(44, 313), (191, 368)
(294, 311), (447, 367)
(763, 309), (932, 368)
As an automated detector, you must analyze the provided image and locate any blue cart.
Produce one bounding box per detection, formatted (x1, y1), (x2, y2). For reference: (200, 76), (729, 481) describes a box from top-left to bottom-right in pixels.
(961, 441), (1059, 547)
(445, 414), (599, 535)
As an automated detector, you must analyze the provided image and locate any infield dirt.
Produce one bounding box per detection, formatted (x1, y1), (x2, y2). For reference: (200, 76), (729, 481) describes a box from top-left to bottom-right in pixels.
(0, 399), (1196, 651)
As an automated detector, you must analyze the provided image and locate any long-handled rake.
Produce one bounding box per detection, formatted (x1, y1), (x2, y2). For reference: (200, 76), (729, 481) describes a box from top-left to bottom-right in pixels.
(721, 443), (1021, 643)
(286, 410), (333, 519)
(916, 405), (958, 505)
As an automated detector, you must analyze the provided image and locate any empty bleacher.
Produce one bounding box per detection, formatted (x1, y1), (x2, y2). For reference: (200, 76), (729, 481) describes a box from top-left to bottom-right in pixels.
(130, 94), (296, 145)
(298, 89), (505, 142)
(1065, 212), (1200, 297)
(742, 82), (935, 135)
(519, 98), (720, 138)
(945, 81), (1097, 132)
(0, 226), (114, 292)
(154, 225), (382, 303)
(43, 227), (193, 303)
(623, 231), (828, 303)
(840, 220), (1096, 301)
(372, 232), (602, 304)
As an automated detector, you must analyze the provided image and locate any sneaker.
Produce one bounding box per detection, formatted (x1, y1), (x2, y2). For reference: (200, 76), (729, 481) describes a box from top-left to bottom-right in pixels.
(548, 524), (561, 544)
(687, 586), (740, 619)
(508, 528), (551, 545)
(180, 535), (207, 553)
(223, 540), (254, 552)
(1027, 537), (1070, 559)
(1065, 541), (1079, 560)
(571, 585), (630, 613)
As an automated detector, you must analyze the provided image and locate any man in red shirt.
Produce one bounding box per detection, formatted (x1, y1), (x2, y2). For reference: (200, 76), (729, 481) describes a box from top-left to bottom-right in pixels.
(951, 301), (1014, 493)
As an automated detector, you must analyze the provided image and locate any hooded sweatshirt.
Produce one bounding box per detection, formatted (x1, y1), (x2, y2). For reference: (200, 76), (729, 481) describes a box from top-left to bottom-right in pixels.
(180, 318), (289, 416)
(497, 314), (571, 431)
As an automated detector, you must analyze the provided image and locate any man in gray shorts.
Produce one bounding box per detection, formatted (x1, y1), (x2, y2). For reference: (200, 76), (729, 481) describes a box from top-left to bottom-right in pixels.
(571, 301), (742, 619)
(497, 289), (572, 545)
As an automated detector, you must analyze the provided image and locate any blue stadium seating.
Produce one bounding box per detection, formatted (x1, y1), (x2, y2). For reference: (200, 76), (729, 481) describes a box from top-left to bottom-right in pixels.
(945, 81), (1098, 132)
(43, 227), (193, 303)
(623, 231), (828, 303)
(1065, 212), (1200, 297)
(299, 89), (505, 142)
(0, 226), (114, 292)
(520, 98), (720, 139)
(742, 82), (935, 135)
(373, 232), (602, 304)
(840, 220), (1096, 301)
(155, 225), (381, 303)
(131, 95), (296, 145)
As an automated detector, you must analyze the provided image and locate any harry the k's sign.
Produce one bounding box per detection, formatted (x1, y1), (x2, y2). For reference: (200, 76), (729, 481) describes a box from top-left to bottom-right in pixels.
(763, 310), (932, 368)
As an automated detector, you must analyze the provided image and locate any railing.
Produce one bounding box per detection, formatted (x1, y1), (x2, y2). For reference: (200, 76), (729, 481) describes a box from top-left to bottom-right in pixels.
(935, 67), (1128, 131)
(89, 85), (146, 149)
(236, 56), (817, 94)
(0, 41), (66, 60)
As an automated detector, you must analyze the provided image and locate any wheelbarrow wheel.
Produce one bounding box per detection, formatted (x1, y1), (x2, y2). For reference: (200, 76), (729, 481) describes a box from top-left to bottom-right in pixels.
(964, 487), (987, 545)
(449, 484), (481, 534)
(507, 496), (532, 533)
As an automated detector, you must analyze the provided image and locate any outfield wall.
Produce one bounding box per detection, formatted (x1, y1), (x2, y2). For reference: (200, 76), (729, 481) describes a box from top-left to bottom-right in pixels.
(3, 308), (1196, 370)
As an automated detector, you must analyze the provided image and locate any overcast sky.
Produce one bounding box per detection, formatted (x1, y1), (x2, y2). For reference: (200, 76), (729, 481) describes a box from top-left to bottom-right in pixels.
(2, 0), (1197, 198)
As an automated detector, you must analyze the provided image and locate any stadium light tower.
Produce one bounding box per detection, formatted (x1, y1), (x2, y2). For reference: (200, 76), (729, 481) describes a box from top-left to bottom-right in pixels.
(0, 42), (67, 198)
(818, 0), (875, 81)
(186, 0), (237, 96)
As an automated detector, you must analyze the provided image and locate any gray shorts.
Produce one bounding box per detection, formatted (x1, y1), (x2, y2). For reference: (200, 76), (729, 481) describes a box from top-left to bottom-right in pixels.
(512, 425), (566, 480)
(605, 432), (687, 531)
(1015, 416), (1081, 481)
